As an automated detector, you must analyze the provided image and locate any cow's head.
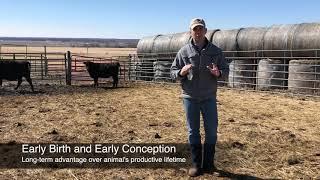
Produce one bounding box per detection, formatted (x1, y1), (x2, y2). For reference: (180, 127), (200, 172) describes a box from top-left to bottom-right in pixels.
(83, 61), (93, 69)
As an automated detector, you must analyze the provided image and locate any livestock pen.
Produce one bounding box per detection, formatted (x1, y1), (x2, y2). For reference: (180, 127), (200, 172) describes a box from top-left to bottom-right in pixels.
(0, 51), (133, 88)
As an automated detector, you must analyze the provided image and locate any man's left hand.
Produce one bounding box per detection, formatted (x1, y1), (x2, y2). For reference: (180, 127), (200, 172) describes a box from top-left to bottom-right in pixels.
(207, 63), (220, 77)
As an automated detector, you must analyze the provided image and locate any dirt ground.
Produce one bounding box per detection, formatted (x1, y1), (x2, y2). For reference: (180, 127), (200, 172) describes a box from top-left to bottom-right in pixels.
(0, 82), (319, 179)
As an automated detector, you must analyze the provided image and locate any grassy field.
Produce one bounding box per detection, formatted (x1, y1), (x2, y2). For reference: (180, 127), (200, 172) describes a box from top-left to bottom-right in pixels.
(0, 82), (319, 179)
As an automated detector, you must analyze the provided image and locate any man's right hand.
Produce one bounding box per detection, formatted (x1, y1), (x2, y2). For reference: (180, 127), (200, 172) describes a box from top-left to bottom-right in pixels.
(180, 64), (193, 76)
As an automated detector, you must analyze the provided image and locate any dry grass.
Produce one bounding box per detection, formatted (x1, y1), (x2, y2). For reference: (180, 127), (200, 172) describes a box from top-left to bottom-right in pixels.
(0, 82), (319, 179)
(0, 46), (137, 57)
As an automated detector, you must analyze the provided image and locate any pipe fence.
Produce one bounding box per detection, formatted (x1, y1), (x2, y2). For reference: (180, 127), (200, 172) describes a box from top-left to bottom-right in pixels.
(133, 49), (320, 96)
(1, 50), (319, 96)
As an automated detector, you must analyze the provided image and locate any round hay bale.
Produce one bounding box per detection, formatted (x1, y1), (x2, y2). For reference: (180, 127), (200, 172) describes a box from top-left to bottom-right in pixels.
(205, 29), (220, 42)
(137, 34), (161, 56)
(212, 29), (242, 57)
(257, 59), (288, 90)
(217, 60), (230, 87)
(263, 24), (299, 57)
(153, 60), (173, 82)
(152, 34), (173, 55)
(129, 62), (142, 80)
(288, 60), (320, 92)
(237, 27), (267, 57)
(169, 32), (191, 54)
(228, 60), (256, 88)
(292, 23), (320, 57)
(228, 61), (236, 87)
(139, 60), (154, 81)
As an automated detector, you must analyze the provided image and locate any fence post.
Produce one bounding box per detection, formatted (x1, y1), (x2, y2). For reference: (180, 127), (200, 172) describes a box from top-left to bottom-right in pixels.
(66, 51), (72, 85)
(25, 45), (27, 59)
(41, 54), (44, 80)
(128, 55), (131, 81)
(44, 46), (48, 76)
(64, 53), (67, 81)
(123, 60), (126, 81)
(74, 58), (77, 71)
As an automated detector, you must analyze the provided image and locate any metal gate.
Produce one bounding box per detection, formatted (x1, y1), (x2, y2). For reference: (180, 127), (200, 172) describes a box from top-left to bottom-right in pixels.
(0, 52), (68, 85)
(70, 52), (132, 86)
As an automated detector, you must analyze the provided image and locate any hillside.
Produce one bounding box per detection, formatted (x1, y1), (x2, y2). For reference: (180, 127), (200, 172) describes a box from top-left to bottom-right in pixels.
(0, 37), (139, 48)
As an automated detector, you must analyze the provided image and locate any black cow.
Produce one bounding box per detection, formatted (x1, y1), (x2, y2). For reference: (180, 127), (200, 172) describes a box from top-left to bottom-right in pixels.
(83, 61), (120, 88)
(0, 60), (34, 92)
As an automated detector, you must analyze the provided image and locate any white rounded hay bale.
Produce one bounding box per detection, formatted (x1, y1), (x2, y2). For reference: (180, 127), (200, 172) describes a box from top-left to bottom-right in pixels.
(288, 60), (320, 92)
(257, 59), (288, 90)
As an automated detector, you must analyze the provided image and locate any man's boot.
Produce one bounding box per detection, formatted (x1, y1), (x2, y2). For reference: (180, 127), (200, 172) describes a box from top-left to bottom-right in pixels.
(202, 143), (216, 174)
(188, 144), (203, 177)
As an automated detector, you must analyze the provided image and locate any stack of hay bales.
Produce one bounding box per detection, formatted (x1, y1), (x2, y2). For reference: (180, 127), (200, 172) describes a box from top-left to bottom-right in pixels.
(234, 27), (267, 88)
(136, 33), (191, 81)
(136, 23), (320, 94)
(136, 35), (160, 81)
(256, 24), (300, 89)
(153, 60), (173, 82)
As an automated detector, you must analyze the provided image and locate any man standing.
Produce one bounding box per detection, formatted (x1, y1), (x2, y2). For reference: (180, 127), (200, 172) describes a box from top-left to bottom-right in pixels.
(170, 18), (229, 177)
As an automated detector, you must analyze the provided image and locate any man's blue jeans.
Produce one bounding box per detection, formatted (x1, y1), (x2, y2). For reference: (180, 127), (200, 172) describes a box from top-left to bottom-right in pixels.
(183, 97), (218, 168)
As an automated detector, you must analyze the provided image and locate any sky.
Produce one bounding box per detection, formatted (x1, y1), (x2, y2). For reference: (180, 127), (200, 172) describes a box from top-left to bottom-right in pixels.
(1, 0), (320, 39)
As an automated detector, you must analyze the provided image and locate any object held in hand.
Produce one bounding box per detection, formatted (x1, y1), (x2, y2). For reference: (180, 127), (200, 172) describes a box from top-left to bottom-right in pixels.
(180, 64), (193, 76)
